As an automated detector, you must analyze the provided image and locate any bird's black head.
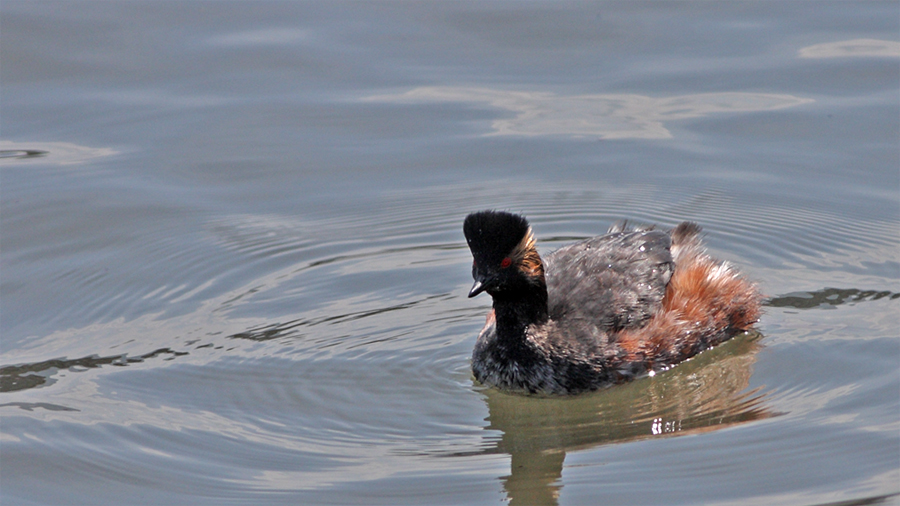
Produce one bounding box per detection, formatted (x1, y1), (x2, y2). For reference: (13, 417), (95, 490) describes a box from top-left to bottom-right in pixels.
(463, 210), (543, 298)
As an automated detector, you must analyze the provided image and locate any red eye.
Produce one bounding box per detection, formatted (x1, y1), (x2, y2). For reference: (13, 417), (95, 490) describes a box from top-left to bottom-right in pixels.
(500, 257), (512, 268)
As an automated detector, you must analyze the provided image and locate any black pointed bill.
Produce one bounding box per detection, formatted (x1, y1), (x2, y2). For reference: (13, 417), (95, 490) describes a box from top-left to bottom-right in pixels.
(468, 279), (486, 298)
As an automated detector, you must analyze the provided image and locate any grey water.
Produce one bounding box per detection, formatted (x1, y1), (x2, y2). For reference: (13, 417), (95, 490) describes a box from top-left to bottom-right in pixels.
(1, 2), (898, 505)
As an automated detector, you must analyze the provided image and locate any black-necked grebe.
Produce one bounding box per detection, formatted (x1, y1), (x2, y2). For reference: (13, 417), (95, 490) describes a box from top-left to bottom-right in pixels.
(463, 210), (761, 395)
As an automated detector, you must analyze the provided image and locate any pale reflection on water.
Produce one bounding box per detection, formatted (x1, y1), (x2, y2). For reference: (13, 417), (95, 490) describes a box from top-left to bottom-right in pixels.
(367, 87), (814, 139)
(0, 141), (118, 165)
(799, 38), (900, 59)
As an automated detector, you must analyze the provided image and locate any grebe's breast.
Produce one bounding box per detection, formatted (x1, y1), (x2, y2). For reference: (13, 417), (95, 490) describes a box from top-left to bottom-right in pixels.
(543, 228), (674, 333)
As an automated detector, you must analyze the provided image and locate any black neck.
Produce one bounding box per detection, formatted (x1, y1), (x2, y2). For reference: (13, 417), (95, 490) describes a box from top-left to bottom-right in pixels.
(491, 281), (549, 344)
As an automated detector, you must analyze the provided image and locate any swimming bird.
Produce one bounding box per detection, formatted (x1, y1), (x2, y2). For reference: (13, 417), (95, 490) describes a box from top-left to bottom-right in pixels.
(463, 210), (761, 394)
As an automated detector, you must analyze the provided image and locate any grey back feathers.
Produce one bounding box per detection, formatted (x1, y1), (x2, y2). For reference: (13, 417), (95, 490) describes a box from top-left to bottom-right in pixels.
(544, 229), (674, 332)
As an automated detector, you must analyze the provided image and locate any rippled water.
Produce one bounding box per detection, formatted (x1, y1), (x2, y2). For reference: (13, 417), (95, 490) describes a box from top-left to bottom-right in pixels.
(2, 2), (898, 505)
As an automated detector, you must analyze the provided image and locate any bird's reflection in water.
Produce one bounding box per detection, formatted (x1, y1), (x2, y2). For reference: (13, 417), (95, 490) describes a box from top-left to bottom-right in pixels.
(477, 331), (773, 506)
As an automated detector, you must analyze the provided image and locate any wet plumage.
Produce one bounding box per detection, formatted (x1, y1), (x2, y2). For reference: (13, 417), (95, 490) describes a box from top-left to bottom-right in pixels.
(463, 210), (761, 395)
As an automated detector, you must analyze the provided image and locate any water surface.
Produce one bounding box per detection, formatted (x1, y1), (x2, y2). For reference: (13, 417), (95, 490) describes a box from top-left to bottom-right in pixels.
(1, 2), (898, 505)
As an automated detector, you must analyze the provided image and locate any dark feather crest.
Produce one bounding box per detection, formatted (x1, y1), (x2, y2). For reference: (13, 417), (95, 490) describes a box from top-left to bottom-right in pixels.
(463, 211), (531, 267)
